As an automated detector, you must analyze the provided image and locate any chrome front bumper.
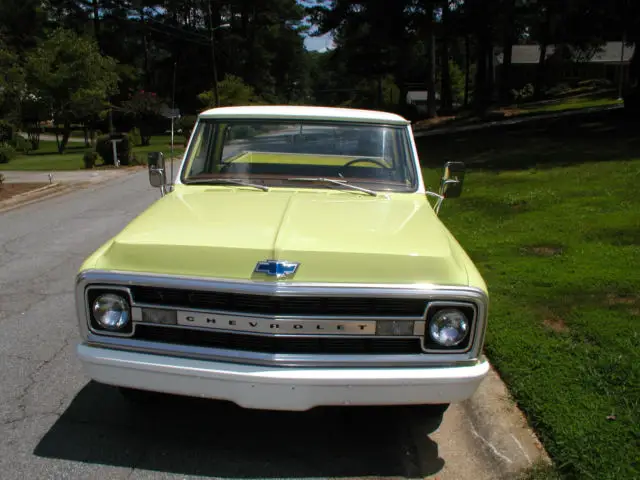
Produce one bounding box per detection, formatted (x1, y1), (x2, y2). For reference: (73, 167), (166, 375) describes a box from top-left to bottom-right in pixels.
(77, 343), (490, 411)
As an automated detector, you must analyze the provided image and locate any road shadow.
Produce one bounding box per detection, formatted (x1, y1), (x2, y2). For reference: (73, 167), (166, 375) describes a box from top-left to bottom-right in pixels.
(34, 381), (446, 478)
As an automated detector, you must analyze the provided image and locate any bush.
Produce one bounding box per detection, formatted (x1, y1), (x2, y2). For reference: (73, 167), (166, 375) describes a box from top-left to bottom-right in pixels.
(11, 132), (31, 154)
(129, 127), (142, 146)
(95, 133), (133, 166)
(0, 142), (17, 164)
(0, 121), (16, 143)
(83, 150), (102, 169)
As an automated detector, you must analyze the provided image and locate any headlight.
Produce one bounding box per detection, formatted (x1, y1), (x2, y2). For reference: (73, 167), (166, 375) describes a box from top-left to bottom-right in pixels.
(429, 308), (469, 347)
(92, 294), (131, 331)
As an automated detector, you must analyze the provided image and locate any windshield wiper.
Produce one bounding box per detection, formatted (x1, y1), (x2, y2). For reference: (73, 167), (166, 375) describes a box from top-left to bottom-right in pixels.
(185, 178), (269, 191)
(285, 177), (378, 197)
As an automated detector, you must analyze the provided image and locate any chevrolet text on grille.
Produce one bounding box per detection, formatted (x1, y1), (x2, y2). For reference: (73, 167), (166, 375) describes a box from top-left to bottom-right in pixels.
(180, 313), (375, 335)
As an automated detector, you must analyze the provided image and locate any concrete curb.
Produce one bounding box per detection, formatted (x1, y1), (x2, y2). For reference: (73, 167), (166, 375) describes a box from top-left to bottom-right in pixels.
(0, 182), (73, 213)
(0, 165), (145, 213)
(460, 362), (552, 478)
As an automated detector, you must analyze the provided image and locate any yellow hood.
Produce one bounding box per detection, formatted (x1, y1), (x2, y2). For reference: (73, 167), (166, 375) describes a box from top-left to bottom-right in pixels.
(86, 185), (473, 285)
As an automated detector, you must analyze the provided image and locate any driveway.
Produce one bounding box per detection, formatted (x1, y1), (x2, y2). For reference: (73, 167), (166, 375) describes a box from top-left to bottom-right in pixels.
(0, 170), (544, 479)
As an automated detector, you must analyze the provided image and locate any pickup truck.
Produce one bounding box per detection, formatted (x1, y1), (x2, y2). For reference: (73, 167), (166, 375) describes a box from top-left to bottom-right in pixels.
(75, 105), (489, 411)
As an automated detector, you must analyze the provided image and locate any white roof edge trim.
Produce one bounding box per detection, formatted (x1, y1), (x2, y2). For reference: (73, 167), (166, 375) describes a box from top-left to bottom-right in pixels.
(198, 105), (410, 125)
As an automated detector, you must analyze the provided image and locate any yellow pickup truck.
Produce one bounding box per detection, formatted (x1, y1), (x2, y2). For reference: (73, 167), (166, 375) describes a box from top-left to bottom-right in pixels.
(75, 105), (489, 411)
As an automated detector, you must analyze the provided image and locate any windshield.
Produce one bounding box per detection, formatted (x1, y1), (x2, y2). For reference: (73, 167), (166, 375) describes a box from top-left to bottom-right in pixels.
(181, 120), (418, 192)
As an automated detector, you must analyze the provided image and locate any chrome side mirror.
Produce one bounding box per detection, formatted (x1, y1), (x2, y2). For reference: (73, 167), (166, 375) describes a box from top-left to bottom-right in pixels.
(148, 152), (166, 194)
(439, 161), (465, 198)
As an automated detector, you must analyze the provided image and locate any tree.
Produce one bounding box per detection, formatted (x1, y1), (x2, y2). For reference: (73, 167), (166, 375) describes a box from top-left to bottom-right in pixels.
(0, 0), (46, 53)
(439, 1), (453, 112)
(198, 74), (262, 107)
(0, 41), (24, 124)
(24, 29), (119, 153)
(121, 90), (165, 145)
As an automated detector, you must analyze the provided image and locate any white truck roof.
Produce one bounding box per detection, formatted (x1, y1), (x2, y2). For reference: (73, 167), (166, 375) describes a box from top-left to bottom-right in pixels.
(198, 105), (410, 126)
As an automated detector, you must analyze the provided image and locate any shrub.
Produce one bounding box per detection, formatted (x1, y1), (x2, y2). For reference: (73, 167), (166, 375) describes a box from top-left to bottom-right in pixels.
(129, 127), (142, 146)
(95, 133), (133, 166)
(0, 121), (15, 143)
(0, 142), (17, 164)
(11, 132), (31, 154)
(83, 150), (101, 169)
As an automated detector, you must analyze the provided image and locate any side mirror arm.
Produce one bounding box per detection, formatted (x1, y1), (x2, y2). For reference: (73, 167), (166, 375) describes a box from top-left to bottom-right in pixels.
(426, 191), (445, 215)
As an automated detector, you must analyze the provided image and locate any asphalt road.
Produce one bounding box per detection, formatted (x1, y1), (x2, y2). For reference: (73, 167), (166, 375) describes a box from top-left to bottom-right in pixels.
(0, 170), (519, 479)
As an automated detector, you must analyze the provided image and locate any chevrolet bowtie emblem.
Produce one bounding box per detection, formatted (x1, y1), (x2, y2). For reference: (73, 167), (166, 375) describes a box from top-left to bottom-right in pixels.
(254, 260), (300, 278)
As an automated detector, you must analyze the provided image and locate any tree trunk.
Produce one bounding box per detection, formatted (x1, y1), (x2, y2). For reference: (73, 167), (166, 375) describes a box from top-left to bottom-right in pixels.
(474, 36), (489, 111)
(92, 0), (101, 51)
(59, 120), (71, 154)
(629, 43), (640, 88)
(535, 8), (553, 100)
(464, 35), (471, 106)
(425, 13), (437, 118)
(140, 7), (149, 89)
(500, 0), (516, 104)
(440, 2), (453, 112)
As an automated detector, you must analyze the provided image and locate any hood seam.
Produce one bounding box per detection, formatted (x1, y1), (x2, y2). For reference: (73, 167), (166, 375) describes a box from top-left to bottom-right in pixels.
(271, 192), (296, 259)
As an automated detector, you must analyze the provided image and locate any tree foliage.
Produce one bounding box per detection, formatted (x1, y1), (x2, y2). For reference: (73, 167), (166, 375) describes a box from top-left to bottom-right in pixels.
(0, 0), (638, 146)
(121, 90), (165, 145)
(24, 29), (119, 152)
(198, 75), (262, 108)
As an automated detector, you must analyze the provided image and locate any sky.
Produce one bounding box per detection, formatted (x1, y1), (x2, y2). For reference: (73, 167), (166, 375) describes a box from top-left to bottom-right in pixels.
(297, 0), (335, 52)
(304, 31), (335, 52)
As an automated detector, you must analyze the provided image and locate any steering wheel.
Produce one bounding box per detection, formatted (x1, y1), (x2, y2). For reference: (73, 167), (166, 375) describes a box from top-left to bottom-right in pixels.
(338, 158), (391, 176)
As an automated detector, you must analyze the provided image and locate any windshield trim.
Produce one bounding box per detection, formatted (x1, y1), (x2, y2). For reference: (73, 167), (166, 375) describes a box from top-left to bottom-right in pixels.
(178, 118), (420, 193)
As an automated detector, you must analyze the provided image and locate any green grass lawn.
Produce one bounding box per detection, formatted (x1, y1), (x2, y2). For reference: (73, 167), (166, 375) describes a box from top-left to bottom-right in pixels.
(419, 111), (639, 479)
(0, 135), (186, 171)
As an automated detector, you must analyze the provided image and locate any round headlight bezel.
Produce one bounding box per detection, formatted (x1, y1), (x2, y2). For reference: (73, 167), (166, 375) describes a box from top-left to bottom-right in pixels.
(424, 303), (475, 351)
(88, 290), (133, 335)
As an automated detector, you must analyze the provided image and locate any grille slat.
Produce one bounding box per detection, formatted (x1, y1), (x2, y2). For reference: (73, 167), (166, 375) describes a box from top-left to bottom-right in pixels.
(131, 286), (426, 317)
(134, 325), (422, 355)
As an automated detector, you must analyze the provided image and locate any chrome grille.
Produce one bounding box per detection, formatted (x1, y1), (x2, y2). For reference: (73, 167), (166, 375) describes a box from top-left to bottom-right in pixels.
(130, 286), (427, 317)
(134, 325), (422, 354)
